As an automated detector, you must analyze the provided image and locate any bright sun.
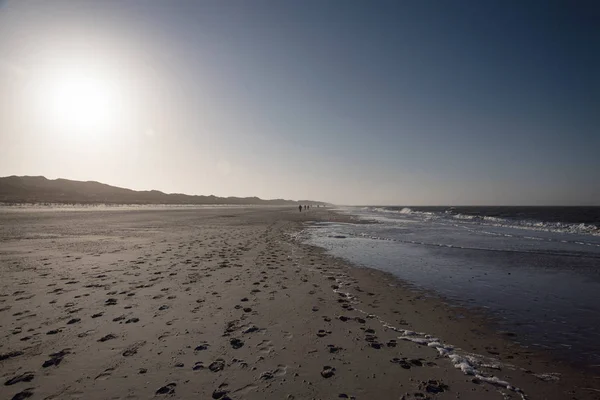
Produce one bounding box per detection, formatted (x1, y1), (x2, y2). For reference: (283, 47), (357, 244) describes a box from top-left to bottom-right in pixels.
(34, 66), (120, 134)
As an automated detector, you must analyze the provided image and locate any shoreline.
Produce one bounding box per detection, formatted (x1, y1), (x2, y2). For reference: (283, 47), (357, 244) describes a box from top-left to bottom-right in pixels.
(295, 210), (600, 395)
(0, 207), (598, 399)
(296, 221), (593, 364)
(307, 212), (600, 374)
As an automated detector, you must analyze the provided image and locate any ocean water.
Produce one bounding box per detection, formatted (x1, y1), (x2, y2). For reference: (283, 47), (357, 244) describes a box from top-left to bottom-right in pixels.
(303, 206), (600, 367)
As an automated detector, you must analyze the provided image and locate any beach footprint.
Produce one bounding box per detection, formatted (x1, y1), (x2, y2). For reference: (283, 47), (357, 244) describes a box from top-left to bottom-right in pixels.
(95, 368), (115, 380)
(257, 340), (274, 355)
(122, 340), (146, 357)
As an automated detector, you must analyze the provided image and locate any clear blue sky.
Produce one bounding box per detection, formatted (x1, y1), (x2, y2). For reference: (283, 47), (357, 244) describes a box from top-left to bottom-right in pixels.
(0, 0), (598, 205)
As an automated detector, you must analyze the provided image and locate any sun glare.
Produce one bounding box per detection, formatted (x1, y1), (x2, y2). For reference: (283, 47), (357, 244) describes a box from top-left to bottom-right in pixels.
(33, 66), (121, 134)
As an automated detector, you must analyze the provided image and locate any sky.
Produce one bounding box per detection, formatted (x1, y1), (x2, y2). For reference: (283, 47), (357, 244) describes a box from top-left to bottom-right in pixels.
(0, 0), (598, 205)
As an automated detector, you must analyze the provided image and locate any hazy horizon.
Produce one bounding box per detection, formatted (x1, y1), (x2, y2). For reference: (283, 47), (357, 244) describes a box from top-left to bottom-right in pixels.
(1, 1), (598, 206)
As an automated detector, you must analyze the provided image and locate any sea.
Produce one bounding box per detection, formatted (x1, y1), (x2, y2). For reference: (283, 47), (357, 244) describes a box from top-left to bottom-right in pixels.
(303, 206), (600, 367)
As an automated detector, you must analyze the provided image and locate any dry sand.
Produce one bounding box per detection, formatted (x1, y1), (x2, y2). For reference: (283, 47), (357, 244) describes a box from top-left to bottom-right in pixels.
(1, 206), (598, 399)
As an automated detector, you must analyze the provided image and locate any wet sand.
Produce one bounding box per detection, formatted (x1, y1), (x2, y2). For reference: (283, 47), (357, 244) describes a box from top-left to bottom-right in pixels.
(0, 206), (598, 399)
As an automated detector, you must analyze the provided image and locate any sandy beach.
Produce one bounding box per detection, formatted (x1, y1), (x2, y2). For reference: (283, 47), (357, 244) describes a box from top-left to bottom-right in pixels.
(1, 206), (598, 400)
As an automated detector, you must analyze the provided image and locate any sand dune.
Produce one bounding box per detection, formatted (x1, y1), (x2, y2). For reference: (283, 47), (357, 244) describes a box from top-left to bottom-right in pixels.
(0, 176), (325, 206)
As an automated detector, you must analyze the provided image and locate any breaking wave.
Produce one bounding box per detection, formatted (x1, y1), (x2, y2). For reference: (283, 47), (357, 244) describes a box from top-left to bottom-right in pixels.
(364, 207), (600, 236)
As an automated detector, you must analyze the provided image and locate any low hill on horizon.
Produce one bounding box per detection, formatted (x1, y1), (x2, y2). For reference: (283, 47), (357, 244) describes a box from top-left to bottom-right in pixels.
(0, 176), (326, 206)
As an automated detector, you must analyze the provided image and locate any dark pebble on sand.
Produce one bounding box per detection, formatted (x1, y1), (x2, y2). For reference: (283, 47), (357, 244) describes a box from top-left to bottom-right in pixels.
(67, 318), (80, 324)
(230, 338), (244, 349)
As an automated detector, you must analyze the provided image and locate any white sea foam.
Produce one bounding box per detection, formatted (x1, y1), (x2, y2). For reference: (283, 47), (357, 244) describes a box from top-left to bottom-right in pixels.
(364, 207), (600, 237)
(397, 333), (525, 397)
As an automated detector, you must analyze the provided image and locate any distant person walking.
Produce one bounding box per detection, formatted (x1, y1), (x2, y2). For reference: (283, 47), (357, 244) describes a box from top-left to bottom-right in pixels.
(299, 205), (302, 212)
